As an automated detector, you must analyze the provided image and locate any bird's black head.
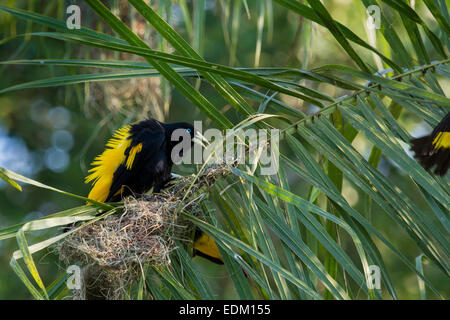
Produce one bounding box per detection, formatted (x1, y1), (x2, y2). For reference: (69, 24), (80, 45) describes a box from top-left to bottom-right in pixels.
(162, 121), (195, 141)
(161, 121), (195, 162)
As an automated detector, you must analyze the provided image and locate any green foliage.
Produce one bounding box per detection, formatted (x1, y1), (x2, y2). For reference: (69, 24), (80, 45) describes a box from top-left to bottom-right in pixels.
(0, 0), (448, 300)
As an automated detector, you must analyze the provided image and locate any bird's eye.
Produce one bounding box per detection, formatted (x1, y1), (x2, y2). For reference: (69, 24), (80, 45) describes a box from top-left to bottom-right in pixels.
(186, 128), (191, 133)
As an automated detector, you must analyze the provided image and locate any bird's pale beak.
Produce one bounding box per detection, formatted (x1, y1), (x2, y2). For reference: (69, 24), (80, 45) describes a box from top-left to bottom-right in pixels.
(192, 130), (206, 146)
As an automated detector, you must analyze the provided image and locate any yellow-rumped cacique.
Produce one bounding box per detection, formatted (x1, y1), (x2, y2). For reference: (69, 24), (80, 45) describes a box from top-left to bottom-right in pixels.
(410, 112), (450, 176)
(84, 118), (223, 264)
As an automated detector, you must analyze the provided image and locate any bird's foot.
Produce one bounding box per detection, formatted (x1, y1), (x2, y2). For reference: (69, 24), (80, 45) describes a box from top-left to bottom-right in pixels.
(134, 193), (166, 202)
(171, 173), (183, 179)
(137, 193), (155, 201)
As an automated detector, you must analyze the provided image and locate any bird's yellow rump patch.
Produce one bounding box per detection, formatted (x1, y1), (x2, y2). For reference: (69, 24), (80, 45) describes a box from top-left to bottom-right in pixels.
(194, 232), (222, 262)
(85, 125), (142, 202)
(432, 132), (450, 149)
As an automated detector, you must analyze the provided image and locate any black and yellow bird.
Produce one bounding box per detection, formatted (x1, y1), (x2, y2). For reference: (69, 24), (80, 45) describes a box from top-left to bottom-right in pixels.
(411, 112), (450, 176)
(85, 118), (223, 264)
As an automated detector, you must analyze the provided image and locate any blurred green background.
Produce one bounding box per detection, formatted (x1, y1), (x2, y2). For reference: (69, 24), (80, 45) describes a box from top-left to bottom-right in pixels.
(0, 0), (448, 299)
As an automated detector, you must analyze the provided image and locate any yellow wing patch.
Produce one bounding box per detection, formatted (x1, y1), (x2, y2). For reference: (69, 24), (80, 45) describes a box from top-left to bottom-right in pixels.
(85, 125), (143, 202)
(126, 143), (143, 169)
(432, 132), (450, 150)
(194, 232), (222, 262)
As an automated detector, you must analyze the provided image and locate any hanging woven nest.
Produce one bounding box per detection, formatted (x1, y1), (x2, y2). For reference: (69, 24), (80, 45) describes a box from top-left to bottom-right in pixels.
(55, 164), (231, 300)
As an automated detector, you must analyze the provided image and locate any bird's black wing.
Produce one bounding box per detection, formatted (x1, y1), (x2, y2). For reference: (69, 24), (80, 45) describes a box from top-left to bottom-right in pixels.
(106, 127), (166, 202)
(411, 112), (450, 176)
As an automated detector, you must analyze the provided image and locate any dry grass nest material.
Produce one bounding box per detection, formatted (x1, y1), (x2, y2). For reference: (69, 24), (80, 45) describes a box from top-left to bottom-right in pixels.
(56, 165), (231, 299)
